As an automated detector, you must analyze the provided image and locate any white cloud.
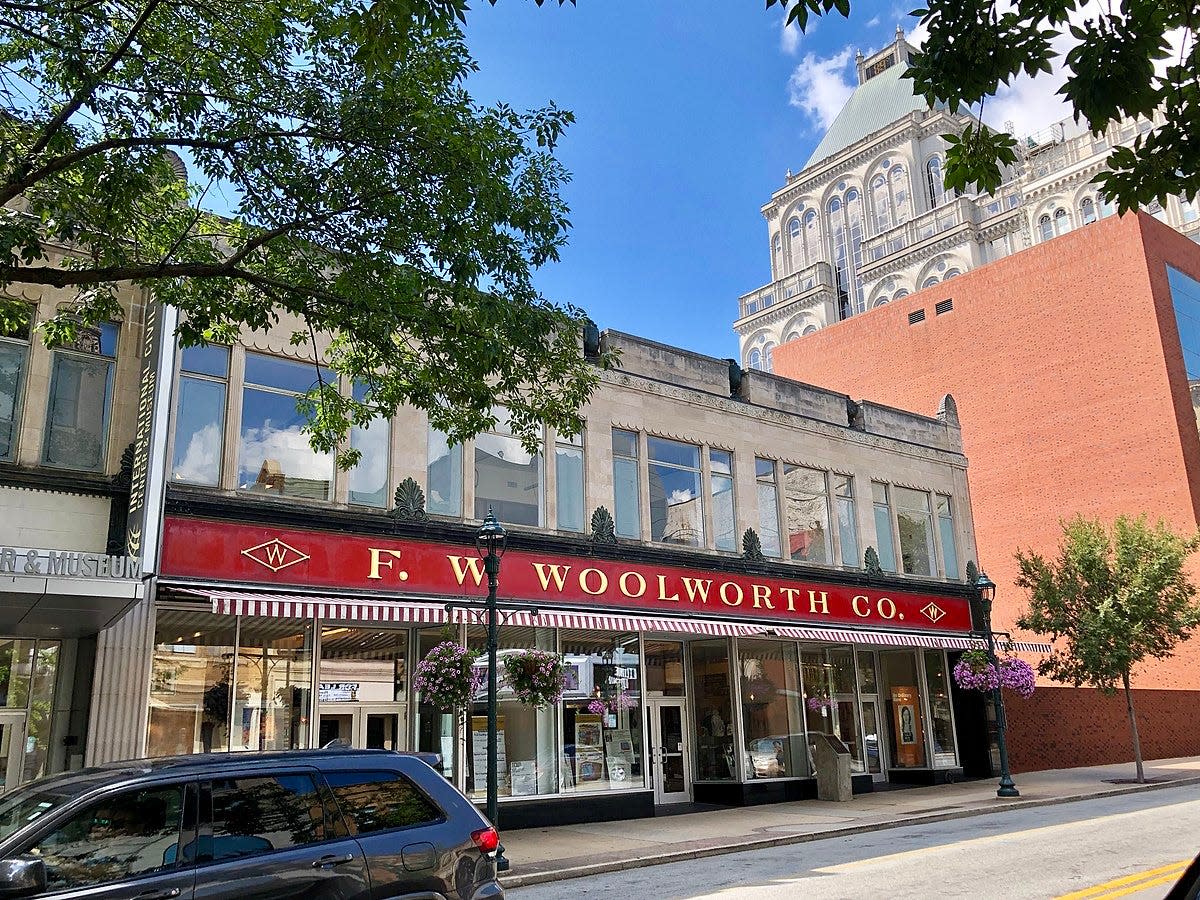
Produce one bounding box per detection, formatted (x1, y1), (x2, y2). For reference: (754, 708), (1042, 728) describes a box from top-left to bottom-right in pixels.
(173, 423), (221, 484)
(788, 47), (855, 130)
(779, 10), (810, 56)
(866, 15), (881, 28)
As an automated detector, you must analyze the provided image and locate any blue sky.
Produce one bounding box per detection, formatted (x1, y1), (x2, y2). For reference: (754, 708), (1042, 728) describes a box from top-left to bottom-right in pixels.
(463, 1), (1078, 361)
(461, 1), (920, 361)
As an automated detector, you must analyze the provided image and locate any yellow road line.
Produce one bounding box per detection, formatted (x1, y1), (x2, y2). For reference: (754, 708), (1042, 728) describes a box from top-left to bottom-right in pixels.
(1054, 860), (1190, 900)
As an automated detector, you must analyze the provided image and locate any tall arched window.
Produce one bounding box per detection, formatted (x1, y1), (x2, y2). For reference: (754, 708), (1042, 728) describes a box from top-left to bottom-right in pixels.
(802, 210), (819, 269)
(926, 156), (945, 209)
(1054, 207), (1069, 236)
(871, 174), (892, 232)
(763, 342), (777, 373)
(891, 165), (911, 224)
(787, 216), (802, 269)
(772, 233), (782, 276)
(1080, 197), (1097, 224)
(748, 348), (762, 370)
(846, 189), (865, 314)
(1039, 214), (1053, 242)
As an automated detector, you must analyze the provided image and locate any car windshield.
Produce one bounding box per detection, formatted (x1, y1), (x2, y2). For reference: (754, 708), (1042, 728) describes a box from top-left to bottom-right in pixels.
(0, 787), (73, 841)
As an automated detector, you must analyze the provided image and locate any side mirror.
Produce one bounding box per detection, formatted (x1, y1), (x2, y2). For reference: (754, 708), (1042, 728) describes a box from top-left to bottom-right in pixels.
(0, 857), (47, 897)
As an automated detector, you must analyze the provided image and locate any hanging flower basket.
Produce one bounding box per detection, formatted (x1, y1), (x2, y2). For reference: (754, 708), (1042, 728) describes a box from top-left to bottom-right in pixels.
(953, 650), (1036, 699)
(503, 649), (567, 708)
(805, 695), (832, 712)
(413, 642), (483, 711)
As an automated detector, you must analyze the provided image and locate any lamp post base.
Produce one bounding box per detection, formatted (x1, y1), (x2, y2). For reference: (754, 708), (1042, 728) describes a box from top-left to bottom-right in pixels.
(997, 775), (1020, 798)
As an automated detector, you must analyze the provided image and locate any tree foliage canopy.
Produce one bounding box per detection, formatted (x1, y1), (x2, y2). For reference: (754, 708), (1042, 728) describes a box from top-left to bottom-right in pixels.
(0, 0), (601, 463)
(1015, 515), (1200, 692)
(768, 0), (1200, 208)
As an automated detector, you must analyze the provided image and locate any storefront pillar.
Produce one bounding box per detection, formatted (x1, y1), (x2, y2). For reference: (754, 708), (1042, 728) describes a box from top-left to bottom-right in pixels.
(86, 595), (155, 765)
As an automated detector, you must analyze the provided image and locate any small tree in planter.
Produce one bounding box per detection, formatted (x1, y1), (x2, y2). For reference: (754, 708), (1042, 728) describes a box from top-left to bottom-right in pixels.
(413, 642), (483, 711)
(503, 649), (567, 709)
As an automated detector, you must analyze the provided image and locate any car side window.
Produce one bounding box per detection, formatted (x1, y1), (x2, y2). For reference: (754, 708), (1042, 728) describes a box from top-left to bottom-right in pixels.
(323, 770), (443, 836)
(26, 784), (188, 891)
(206, 773), (326, 862)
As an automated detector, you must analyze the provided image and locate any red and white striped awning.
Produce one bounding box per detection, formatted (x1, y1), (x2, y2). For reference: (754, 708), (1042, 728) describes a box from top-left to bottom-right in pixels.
(186, 588), (1050, 651)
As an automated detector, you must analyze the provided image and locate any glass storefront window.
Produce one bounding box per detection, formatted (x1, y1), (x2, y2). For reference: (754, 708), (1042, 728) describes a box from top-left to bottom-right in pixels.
(784, 465), (831, 564)
(22, 643), (58, 783)
(644, 641), (685, 697)
(648, 437), (704, 547)
(231, 618), (313, 752)
(316, 626), (407, 750)
(475, 408), (542, 526)
(924, 650), (958, 767)
(427, 428), (462, 517)
(466, 626), (556, 798)
(881, 650), (927, 768)
(691, 640), (735, 780)
(0, 640), (34, 709)
(415, 627), (457, 780)
(559, 630), (643, 793)
(739, 639), (807, 779)
(801, 646), (864, 773)
(148, 610), (238, 756)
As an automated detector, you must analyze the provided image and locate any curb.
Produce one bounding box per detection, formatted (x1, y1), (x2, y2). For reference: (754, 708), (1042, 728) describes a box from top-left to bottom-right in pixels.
(500, 775), (1200, 890)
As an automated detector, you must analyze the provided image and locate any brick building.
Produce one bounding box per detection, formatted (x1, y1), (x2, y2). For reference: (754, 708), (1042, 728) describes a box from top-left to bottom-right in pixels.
(771, 212), (1200, 770)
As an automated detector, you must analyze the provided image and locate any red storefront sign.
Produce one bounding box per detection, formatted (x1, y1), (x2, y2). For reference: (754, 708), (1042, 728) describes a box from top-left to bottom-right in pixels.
(160, 516), (972, 633)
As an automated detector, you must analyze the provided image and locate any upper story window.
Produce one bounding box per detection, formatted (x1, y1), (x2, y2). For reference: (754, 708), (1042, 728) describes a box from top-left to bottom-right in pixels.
(755, 457), (782, 558)
(748, 347), (762, 371)
(833, 475), (860, 568)
(427, 425), (462, 517)
(894, 486), (936, 576)
(648, 437), (704, 547)
(347, 381), (389, 507)
(1054, 207), (1070, 235)
(612, 428), (641, 539)
(802, 210), (820, 269)
(871, 481), (898, 572)
(1081, 197), (1097, 224)
(0, 313), (31, 462)
(871, 174), (892, 232)
(238, 352), (335, 499)
(172, 344), (230, 486)
(475, 406), (541, 526)
(43, 322), (119, 472)
(1039, 214), (1054, 242)
(926, 156), (946, 209)
(555, 429), (584, 533)
(782, 464), (832, 564)
(936, 493), (959, 578)
(890, 165), (911, 225)
(763, 342), (776, 373)
(710, 449), (736, 552)
(1181, 196), (1198, 224)
(772, 233), (782, 276)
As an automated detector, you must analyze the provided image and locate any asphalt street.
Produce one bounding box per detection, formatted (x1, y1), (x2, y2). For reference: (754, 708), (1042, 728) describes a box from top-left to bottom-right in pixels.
(509, 783), (1200, 899)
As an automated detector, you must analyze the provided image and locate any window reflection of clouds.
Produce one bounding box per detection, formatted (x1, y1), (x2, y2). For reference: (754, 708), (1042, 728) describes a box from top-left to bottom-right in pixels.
(238, 387), (333, 497)
(172, 378), (225, 485)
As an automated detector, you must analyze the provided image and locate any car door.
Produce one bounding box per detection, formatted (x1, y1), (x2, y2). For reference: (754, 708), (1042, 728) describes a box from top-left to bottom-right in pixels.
(16, 779), (197, 899)
(191, 769), (370, 900)
(319, 769), (461, 900)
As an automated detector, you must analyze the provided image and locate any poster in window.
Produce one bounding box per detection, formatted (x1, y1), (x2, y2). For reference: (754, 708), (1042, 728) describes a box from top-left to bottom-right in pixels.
(889, 686), (924, 767)
(575, 713), (605, 784)
(603, 728), (634, 788)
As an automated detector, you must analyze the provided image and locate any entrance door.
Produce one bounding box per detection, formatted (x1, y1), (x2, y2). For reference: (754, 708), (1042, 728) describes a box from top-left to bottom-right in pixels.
(861, 697), (889, 782)
(648, 700), (690, 805)
(0, 712), (25, 793)
(318, 703), (405, 750)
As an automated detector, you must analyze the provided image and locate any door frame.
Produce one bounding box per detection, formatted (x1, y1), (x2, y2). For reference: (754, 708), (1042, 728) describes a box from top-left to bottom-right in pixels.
(318, 702), (407, 750)
(0, 711), (26, 793)
(647, 698), (691, 805)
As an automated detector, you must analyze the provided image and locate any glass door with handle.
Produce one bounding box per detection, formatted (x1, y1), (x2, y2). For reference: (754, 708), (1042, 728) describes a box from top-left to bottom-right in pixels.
(647, 700), (691, 805)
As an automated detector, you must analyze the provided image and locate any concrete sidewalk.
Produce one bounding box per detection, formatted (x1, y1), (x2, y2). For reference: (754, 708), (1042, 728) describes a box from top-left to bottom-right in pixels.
(498, 756), (1200, 889)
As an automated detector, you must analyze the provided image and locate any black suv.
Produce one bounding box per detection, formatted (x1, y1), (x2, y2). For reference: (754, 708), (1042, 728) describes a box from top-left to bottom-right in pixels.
(0, 749), (503, 899)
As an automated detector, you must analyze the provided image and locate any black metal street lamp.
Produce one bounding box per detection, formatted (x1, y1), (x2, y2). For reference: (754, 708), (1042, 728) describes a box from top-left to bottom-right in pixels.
(977, 570), (1019, 798)
(475, 508), (510, 871)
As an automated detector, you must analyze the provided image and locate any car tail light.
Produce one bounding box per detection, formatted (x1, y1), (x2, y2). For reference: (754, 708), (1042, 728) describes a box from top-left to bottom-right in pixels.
(471, 826), (499, 854)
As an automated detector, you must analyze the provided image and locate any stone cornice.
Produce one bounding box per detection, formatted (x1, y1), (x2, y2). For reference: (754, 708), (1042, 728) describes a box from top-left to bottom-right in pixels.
(858, 224), (973, 280)
(733, 287), (834, 334)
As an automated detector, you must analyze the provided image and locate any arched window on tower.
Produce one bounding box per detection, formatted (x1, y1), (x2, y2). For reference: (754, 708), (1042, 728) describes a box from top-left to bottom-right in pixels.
(871, 174), (892, 233)
(785, 330), (801, 343)
(788, 216), (802, 269)
(890, 165), (911, 224)
(748, 348), (762, 371)
(802, 210), (819, 270)
(846, 188), (866, 314)
(1054, 207), (1070, 236)
(1080, 197), (1097, 224)
(926, 156), (946, 209)
(763, 342), (777, 373)
(1039, 214), (1054, 242)
(772, 233), (782, 277)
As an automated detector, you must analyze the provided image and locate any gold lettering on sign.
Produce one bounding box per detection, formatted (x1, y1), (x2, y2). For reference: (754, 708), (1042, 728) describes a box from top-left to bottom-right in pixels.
(780, 587), (800, 611)
(751, 584), (774, 610)
(657, 575), (680, 602)
(619, 571), (647, 598)
(808, 590), (829, 615)
(367, 548), (403, 580)
(719, 582), (744, 607)
(447, 556), (485, 587)
(533, 563), (571, 592)
(579, 568), (608, 595)
(682, 578), (712, 604)
(852, 595), (871, 617)
(878, 597), (897, 620)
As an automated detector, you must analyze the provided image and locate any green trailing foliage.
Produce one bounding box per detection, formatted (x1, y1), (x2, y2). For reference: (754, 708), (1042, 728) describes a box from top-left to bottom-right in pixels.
(766, 0), (1200, 207)
(0, 0), (609, 466)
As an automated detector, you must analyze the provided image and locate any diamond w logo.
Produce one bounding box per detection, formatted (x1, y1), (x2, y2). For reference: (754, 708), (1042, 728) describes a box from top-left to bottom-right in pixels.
(241, 538), (310, 573)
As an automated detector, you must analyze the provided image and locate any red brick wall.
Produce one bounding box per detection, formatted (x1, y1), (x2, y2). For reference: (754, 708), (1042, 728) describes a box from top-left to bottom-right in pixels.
(773, 213), (1200, 767)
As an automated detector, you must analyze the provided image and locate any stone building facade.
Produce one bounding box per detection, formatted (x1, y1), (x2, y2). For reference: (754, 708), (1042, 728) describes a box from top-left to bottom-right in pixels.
(734, 28), (1197, 372)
